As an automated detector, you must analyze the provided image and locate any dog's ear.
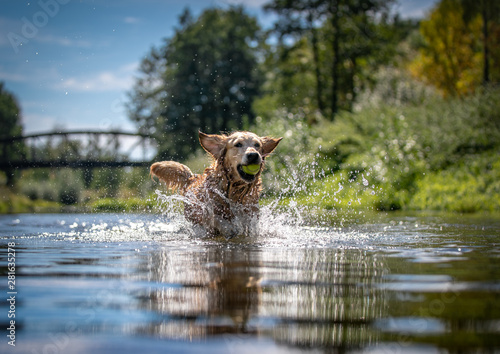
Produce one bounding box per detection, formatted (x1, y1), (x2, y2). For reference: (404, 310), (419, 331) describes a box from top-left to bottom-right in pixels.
(199, 131), (226, 160)
(261, 136), (283, 157)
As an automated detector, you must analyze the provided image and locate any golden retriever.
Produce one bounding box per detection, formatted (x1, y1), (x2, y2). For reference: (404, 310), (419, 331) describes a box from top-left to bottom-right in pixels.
(150, 131), (282, 238)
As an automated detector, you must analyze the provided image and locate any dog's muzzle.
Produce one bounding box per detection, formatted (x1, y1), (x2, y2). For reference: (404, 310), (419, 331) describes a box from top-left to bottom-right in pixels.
(237, 152), (262, 183)
(245, 152), (261, 165)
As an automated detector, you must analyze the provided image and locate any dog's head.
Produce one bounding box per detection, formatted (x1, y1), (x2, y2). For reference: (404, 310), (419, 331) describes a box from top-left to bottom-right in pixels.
(199, 131), (282, 183)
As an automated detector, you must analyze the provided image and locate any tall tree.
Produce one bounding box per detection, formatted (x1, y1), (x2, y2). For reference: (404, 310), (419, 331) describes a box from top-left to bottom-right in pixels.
(127, 7), (262, 160)
(460, 0), (500, 85)
(409, 0), (487, 96)
(0, 83), (24, 185)
(265, 0), (329, 115)
(0, 83), (22, 136)
(265, 0), (395, 120)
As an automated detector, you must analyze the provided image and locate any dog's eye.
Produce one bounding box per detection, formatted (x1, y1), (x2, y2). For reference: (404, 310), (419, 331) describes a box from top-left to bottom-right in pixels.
(254, 143), (261, 148)
(235, 142), (243, 148)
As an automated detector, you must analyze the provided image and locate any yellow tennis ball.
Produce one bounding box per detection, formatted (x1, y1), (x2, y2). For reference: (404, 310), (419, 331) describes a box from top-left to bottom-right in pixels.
(241, 164), (260, 175)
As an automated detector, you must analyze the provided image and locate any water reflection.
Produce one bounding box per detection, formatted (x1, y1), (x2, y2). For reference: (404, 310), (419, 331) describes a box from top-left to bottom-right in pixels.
(137, 246), (387, 349)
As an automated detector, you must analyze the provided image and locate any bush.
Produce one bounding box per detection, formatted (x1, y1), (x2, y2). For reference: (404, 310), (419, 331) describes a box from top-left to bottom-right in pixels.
(410, 153), (500, 213)
(354, 67), (438, 110)
(59, 184), (81, 205)
(312, 85), (500, 210)
(56, 170), (84, 205)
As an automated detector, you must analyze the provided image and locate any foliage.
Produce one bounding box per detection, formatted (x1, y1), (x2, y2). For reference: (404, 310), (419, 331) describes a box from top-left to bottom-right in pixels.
(410, 152), (500, 213)
(0, 82), (25, 185)
(256, 75), (500, 214)
(250, 109), (321, 197)
(20, 180), (59, 201)
(353, 67), (438, 110)
(90, 168), (123, 198)
(4, 2), (500, 216)
(460, 0), (500, 84)
(127, 6), (263, 160)
(19, 169), (84, 205)
(263, 0), (411, 119)
(11, 165), (155, 212)
(0, 185), (60, 213)
(0, 83), (23, 139)
(409, 0), (500, 96)
(90, 197), (155, 212)
(252, 37), (319, 122)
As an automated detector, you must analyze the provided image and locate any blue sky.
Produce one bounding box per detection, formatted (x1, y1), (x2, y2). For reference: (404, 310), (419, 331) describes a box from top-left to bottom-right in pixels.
(1, 0), (437, 135)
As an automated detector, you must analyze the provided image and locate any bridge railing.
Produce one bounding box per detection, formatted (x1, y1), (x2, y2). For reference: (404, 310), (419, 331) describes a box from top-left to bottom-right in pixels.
(0, 130), (157, 170)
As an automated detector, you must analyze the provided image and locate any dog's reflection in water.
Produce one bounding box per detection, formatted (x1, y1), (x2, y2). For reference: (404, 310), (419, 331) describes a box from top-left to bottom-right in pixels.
(142, 247), (262, 337)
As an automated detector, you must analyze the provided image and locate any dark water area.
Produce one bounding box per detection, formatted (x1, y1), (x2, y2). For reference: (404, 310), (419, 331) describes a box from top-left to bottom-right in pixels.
(0, 211), (499, 353)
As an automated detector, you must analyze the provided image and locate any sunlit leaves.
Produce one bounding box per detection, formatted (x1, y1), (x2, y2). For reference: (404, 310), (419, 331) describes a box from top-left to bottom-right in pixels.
(409, 0), (483, 96)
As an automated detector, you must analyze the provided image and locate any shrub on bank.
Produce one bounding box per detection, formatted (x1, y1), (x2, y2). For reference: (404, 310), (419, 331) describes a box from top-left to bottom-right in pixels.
(410, 152), (500, 213)
(253, 82), (500, 214)
(91, 197), (155, 212)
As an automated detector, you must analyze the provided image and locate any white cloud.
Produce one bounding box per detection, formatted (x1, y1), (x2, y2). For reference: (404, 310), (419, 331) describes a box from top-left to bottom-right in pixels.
(35, 34), (92, 48)
(22, 113), (60, 134)
(216, 0), (269, 9)
(0, 65), (60, 84)
(123, 16), (140, 24)
(0, 16), (90, 51)
(0, 70), (29, 83)
(56, 62), (139, 93)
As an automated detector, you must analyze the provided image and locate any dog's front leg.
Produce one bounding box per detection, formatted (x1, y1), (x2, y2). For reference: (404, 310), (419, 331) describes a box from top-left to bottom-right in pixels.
(205, 198), (239, 239)
(214, 217), (239, 240)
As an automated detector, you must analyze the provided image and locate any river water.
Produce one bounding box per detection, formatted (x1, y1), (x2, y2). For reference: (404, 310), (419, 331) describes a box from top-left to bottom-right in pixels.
(0, 209), (499, 353)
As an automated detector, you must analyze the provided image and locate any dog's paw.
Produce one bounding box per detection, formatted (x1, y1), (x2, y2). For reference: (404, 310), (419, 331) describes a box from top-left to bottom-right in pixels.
(225, 231), (239, 240)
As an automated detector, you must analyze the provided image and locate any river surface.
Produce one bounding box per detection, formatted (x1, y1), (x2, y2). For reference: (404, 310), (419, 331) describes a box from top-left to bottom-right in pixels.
(0, 210), (499, 353)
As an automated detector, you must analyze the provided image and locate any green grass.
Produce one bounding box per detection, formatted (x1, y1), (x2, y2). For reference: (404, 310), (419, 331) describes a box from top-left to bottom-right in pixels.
(409, 152), (500, 213)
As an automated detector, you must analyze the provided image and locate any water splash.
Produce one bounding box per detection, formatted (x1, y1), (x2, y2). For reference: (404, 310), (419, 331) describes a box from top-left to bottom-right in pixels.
(2, 154), (388, 247)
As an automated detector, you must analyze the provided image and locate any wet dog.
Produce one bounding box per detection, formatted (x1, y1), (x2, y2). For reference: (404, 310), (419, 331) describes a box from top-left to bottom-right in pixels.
(151, 131), (282, 238)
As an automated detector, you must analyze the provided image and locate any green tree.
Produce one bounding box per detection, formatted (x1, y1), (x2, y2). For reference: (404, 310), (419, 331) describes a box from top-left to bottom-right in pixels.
(264, 0), (396, 120)
(265, 0), (330, 114)
(128, 7), (263, 160)
(0, 82), (24, 185)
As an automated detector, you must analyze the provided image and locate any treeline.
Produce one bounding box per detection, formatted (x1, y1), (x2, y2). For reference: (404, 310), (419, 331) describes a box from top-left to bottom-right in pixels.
(128, 1), (412, 159)
(128, 0), (499, 161)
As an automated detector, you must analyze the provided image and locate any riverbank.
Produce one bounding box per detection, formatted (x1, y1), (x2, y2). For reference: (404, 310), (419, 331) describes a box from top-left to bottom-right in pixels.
(3, 85), (498, 217)
(0, 186), (155, 214)
(2, 184), (499, 219)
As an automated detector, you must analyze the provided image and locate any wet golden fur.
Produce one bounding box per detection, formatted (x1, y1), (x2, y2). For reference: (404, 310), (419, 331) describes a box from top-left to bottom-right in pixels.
(151, 131), (282, 238)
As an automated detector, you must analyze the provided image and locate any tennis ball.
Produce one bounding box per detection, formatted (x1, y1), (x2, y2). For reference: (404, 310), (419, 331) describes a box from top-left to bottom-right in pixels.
(241, 164), (260, 175)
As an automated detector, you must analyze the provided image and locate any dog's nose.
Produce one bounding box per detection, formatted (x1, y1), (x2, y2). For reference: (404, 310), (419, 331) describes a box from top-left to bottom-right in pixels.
(246, 152), (260, 164)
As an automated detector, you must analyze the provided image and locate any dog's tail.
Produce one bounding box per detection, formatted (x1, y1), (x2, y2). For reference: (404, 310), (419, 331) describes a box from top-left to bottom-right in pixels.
(150, 161), (197, 194)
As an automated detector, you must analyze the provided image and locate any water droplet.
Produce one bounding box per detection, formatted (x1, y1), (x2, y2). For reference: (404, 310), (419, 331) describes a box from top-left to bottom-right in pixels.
(362, 175), (369, 186)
